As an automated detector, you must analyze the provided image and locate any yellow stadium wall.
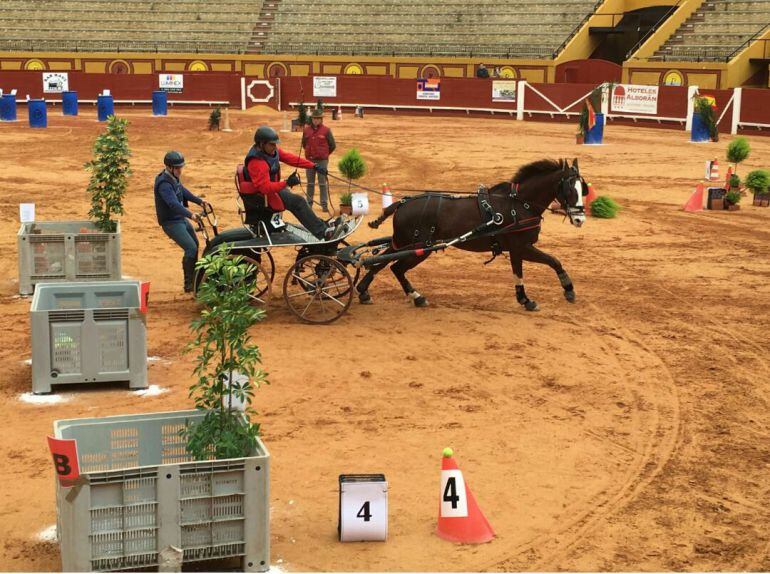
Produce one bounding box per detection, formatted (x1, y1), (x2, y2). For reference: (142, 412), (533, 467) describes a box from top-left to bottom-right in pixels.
(0, 51), (552, 82)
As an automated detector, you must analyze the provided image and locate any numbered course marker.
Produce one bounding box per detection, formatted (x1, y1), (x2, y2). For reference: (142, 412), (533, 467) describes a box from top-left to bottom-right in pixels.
(47, 436), (80, 486)
(338, 474), (388, 542)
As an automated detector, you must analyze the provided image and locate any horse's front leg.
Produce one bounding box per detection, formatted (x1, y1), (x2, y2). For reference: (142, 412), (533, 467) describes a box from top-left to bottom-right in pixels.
(521, 244), (576, 303)
(356, 247), (394, 304)
(391, 253), (430, 307)
(510, 252), (539, 311)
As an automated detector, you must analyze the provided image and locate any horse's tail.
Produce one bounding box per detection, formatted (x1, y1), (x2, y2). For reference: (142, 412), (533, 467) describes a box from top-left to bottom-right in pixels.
(368, 201), (401, 229)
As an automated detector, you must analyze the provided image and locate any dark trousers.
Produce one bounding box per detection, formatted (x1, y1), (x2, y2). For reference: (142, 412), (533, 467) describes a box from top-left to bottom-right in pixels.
(161, 220), (199, 258)
(279, 188), (327, 238)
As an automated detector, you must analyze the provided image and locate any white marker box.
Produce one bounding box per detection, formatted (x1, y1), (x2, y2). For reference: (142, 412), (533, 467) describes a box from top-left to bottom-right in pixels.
(338, 474), (388, 542)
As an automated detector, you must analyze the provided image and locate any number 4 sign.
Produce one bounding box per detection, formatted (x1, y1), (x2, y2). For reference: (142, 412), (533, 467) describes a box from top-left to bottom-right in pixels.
(440, 469), (469, 517)
(338, 474), (388, 542)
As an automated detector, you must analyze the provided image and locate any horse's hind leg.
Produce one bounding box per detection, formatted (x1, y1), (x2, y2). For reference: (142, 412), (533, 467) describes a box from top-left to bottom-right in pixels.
(391, 253), (431, 307)
(510, 252), (539, 311)
(521, 244), (576, 303)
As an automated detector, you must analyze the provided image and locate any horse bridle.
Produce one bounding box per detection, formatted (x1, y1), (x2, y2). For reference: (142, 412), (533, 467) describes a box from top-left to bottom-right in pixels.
(500, 166), (586, 225)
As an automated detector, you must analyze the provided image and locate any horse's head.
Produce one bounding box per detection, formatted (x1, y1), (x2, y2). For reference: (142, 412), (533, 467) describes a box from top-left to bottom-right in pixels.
(555, 158), (587, 228)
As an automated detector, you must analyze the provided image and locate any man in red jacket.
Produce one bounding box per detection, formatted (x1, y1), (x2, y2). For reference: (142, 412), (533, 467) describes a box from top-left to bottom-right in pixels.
(302, 108), (336, 212)
(243, 126), (338, 240)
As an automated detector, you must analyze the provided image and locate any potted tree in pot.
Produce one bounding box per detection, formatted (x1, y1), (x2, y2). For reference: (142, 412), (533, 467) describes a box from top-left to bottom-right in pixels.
(339, 191), (353, 215)
(577, 85), (605, 145)
(51, 246), (271, 573)
(692, 96), (718, 142)
(745, 169), (770, 207)
(724, 189), (742, 211)
(338, 148), (366, 214)
(292, 102), (309, 132)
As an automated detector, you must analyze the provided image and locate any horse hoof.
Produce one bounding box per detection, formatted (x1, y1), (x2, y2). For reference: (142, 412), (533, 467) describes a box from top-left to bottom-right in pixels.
(524, 300), (539, 312)
(565, 290), (576, 303)
(414, 296), (429, 308)
(358, 290), (373, 305)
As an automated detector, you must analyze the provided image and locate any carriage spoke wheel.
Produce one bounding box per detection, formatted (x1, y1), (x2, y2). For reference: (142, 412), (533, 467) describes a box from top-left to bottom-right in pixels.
(283, 255), (353, 324)
(250, 249), (276, 298)
(197, 254), (272, 307)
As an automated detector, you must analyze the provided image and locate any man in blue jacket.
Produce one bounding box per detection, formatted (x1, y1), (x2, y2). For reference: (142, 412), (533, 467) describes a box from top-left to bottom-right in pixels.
(154, 151), (210, 292)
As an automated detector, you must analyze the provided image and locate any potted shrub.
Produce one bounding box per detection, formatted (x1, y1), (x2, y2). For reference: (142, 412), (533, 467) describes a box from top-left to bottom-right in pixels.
(729, 173), (741, 192)
(17, 116), (126, 294)
(339, 191), (353, 215)
(589, 195), (620, 218)
(745, 169), (770, 207)
(208, 106), (221, 131)
(337, 148), (366, 213)
(725, 190), (742, 211)
(726, 136), (750, 174)
(51, 247), (270, 573)
(292, 102), (308, 132)
(692, 96), (718, 142)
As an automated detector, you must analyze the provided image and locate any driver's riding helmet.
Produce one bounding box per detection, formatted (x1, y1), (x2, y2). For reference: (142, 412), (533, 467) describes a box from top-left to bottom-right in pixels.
(164, 150), (185, 168)
(254, 126), (280, 146)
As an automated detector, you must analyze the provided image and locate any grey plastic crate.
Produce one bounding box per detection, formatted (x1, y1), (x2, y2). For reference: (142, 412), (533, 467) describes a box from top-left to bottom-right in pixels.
(54, 410), (270, 573)
(30, 280), (147, 394)
(18, 220), (121, 295)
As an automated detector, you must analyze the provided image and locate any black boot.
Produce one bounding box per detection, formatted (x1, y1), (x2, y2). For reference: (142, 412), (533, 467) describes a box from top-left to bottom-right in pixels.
(182, 256), (197, 293)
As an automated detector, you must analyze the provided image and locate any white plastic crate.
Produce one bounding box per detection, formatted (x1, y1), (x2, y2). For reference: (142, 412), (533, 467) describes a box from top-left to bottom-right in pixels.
(30, 280), (147, 394)
(54, 410), (270, 572)
(18, 220), (121, 295)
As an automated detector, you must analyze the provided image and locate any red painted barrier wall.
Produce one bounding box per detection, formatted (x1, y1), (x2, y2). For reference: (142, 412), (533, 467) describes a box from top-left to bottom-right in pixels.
(740, 88), (768, 125)
(0, 71), (242, 104)
(555, 59), (622, 84)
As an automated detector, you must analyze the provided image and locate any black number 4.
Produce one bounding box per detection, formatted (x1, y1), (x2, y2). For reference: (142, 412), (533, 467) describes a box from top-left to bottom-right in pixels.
(443, 477), (460, 509)
(356, 501), (372, 522)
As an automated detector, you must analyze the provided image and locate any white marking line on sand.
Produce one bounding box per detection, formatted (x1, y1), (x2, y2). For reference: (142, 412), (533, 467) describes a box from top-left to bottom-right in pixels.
(134, 385), (168, 397)
(19, 393), (69, 405)
(37, 525), (57, 543)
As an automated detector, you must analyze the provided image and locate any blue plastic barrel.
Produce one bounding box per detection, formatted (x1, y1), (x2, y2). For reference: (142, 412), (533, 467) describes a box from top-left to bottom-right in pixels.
(691, 113), (710, 142)
(152, 90), (167, 116)
(62, 91), (78, 116)
(584, 113), (604, 144)
(28, 99), (47, 128)
(97, 94), (114, 121)
(0, 93), (17, 121)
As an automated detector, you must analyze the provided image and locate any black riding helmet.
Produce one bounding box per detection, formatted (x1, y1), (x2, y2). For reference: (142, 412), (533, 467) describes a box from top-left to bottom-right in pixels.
(164, 150), (185, 168)
(254, 126), (280, 146)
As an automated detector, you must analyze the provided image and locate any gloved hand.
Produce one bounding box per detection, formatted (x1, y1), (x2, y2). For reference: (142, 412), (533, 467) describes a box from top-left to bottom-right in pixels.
(314, 163), (328, 175)
(286, 171), (301, 188)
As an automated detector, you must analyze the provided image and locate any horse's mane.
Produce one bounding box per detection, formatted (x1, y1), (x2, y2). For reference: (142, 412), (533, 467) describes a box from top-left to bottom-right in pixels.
(511, 159), (566, 184)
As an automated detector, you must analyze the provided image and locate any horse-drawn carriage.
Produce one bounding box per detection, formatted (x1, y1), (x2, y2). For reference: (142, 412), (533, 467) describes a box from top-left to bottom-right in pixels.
(195, 157), (588, 323)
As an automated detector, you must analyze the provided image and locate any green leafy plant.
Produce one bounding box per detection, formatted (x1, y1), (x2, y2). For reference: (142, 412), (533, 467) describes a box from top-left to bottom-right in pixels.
(744, 169), (770, 197)
(339, 191), (353, 206)
(182, 245), (268, 461)
(315, 98), (324, 112)
(85, 115), (131, 233)
(725, 190), (742, 205)
(297, 102), (309, 126)
(726, 137), (750, 172)
(590, 195), (620, 218)
(729, 173), (741, 190)
(694, 96), (719, 142)
(338, 148), (366, 194)
(208, 107), (221, 131)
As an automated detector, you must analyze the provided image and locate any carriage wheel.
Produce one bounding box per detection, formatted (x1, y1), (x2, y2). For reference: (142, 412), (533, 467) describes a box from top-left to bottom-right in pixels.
(251, 248), (276, 296)
(283, 255), (353, 324)
(339, 239), (361, 293)
(197, 254), (272, 307)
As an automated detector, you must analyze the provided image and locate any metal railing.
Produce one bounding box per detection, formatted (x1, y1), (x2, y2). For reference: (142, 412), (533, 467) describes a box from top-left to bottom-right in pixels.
(726, 22), (770, 60)
(625, 0), (683, 60)
(260, 42), (556, 58)
(0, 38), (249, 53)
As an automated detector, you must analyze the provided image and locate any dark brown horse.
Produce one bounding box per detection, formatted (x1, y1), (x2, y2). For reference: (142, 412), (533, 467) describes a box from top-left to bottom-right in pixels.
(356, 158), (587, 311)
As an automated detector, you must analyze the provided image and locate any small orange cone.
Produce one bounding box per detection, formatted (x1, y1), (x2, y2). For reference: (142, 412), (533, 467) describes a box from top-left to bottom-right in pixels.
(436, 448), (494, 544)
(584, 181), (598, 213)
(710, 159), (719, 182)
(683, 183), (705, 212)
(724, 165), (733, 188)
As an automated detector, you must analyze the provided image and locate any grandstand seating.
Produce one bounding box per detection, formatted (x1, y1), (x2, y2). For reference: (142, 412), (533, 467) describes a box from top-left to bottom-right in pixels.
(0, 0), (263, 53)
(652, 0), (770, 61)
(256, 0), (600, 58)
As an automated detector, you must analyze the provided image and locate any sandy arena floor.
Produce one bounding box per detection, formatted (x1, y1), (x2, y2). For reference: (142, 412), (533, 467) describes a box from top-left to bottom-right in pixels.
(0, 108), (769, 572)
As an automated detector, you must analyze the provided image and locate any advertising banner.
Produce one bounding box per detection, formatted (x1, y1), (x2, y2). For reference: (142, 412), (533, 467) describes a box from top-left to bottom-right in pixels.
(610, 84), (659, 115)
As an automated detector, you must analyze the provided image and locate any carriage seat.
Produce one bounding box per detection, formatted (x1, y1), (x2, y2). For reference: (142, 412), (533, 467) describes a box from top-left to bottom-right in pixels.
(235, 164), (286, 234)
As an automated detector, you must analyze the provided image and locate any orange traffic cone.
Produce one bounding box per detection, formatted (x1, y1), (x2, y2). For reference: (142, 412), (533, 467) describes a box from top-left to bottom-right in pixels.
(436, 448), (494, 544)
(724, 165), (733, 189)
(710, 159), (719, 181)
(683, 183), (705, 212)
(584, 181), (598, 213)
